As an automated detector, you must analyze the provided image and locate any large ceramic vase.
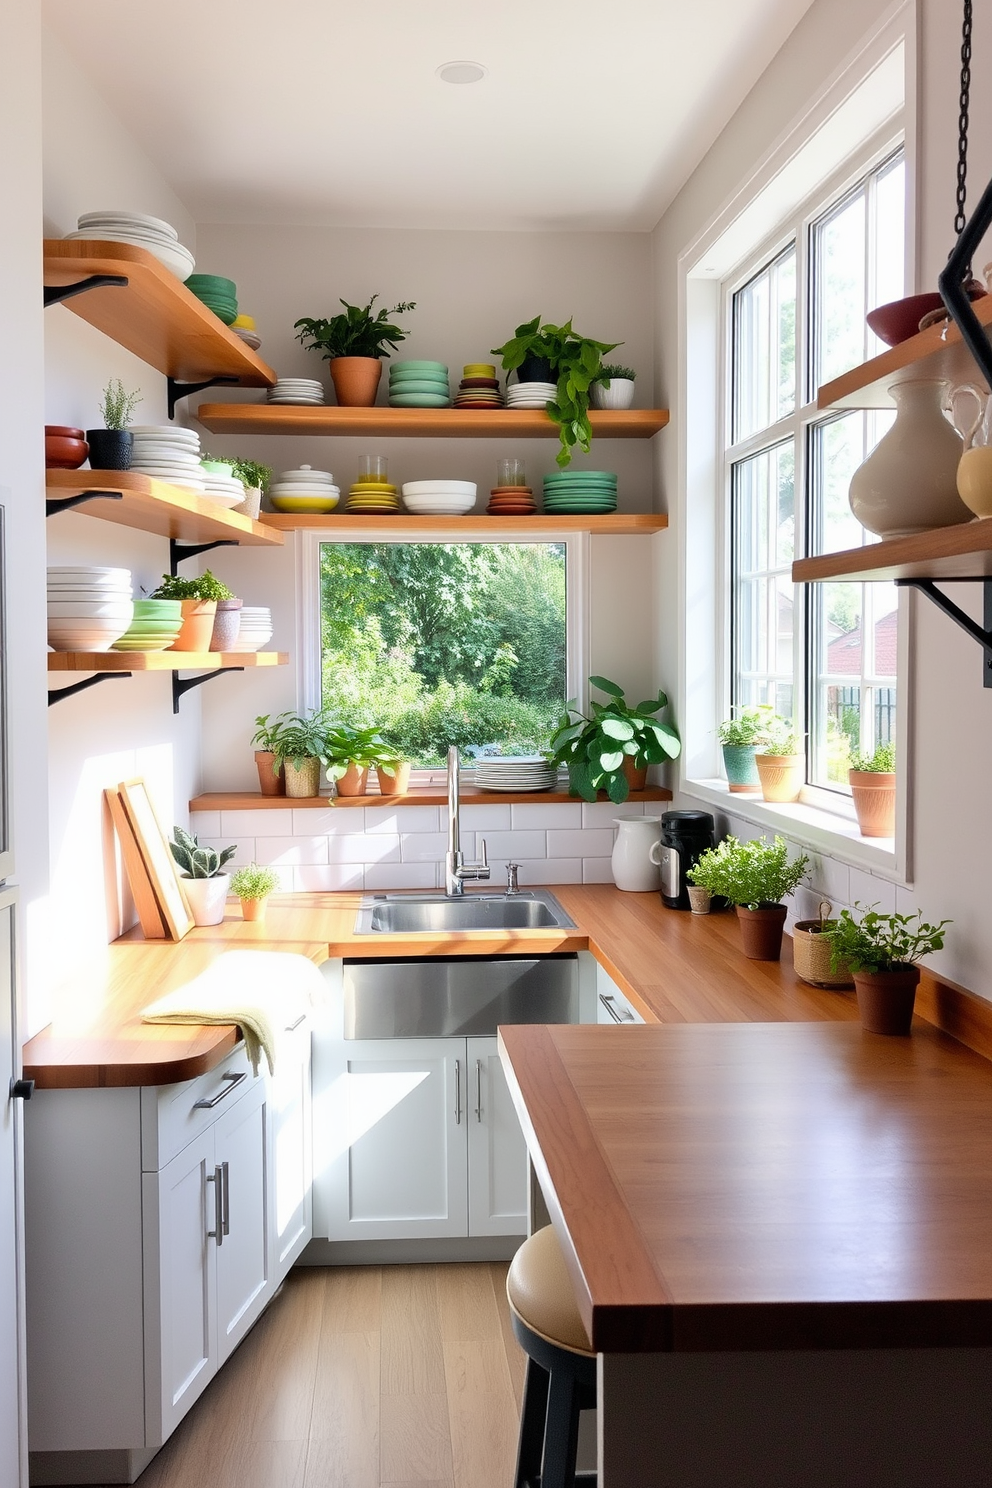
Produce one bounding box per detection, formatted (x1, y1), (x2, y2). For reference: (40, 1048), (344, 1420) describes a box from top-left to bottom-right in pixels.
(328, 356), (382, 407)
(737, 903), (788, 960)
(853, 966), (920, 1035)
(182, 874), (230, 927)
(849, 769), (896, 837)
(612, 816), (663, 892)
(848, 379), (970, 536)
(722, 743), (760, 793)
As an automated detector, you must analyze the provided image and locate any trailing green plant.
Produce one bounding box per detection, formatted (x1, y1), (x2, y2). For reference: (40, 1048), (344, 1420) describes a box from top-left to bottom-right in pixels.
(491, 316), (620, 467)
(717, 705), (775, 748)
(324, 722), (394, 780)
(294, 295), (416, 361)
(169, 826), (236, 880)
(99, 378), (142, 430)
(757, 714), (803, 756)
(150, 569), (234, 601)
(849, 739), (896, 772)
(823, 903), (950, 974)
(686, 834), (809, 909)
(230, 863), (280, 901)
(229, 457), (273, 491)
(269, 711), (331, 770)
(594, 363), (636, 384)
(548, 675), (681, 804)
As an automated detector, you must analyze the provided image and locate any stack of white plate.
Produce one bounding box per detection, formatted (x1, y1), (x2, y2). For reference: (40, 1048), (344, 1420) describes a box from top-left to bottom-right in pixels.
(130, 426), (204, 490)
(474, 756), (558, 793)
(268, 465), (340, 514)
(506, 381), (557, 409)
(200, 468), (246, 509)
(48, 566), (133, 652)
(401, 479), (477, 515)
(267, 378), (325, 406)
(229, 606), (273, 652)
(64, 210), (195, 282)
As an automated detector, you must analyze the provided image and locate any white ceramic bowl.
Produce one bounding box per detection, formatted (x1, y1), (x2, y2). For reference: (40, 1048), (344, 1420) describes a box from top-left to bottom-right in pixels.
(48, 565), (131, 579)
(47, 600), (134, 618)
(402, 480), (477, 496)
(46, 589), (132, 603)
(47, 623), (132, 650)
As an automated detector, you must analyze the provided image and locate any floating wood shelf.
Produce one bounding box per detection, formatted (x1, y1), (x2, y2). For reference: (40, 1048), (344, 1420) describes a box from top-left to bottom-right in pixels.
(792, 520), (992, 583)
(817, 295), (992, 410)
(260, 512), (667, 536)
(196, 404), (669, 439)
(43, 240), (277, 388)
(46, 470), (285, 548)
(47, 652), (288, 673)
(190, 786), (674, 811)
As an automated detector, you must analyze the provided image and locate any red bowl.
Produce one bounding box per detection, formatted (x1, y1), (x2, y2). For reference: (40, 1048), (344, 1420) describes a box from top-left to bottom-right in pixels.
(867, 283), (987, 347)
(45, 434), (89, 469)
(45, 424), (85, 439)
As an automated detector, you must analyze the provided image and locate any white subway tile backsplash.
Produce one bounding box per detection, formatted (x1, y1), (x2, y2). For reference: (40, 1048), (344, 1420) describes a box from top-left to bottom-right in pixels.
(582, 858), (615, 883)
(292, 807), (362, 835)
(367, 805), (440, 834)
(264, 866), (296, 893)
(201, 837), (255, 868)
(295, 865), (364, 891)
(364, 863), (437, 891)
(253, 836), (328, 867)
(326, 834), (400, 864)
(220, 809), (293, 837)
(511, 802), (582, 829)
(190, 811), (220, 838)
(581, 801), (645, 827)
(489, 858), (582, 886)
(484, 830), (547, 860)
(460, 804), (513, 831)
(547, 828), (614, 858)
(807, 853), (851, 905)
(399, 832), (448, 863)
(848, 867), (895, 914)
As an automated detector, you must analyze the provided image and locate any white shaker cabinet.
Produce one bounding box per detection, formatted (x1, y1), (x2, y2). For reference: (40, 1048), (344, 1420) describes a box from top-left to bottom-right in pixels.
(466, 1035), (528, 1237)
(595, 962), (645, 1024)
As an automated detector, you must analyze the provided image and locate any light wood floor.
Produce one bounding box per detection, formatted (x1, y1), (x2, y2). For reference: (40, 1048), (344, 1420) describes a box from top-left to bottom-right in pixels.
(137, 1263), (526, 1488)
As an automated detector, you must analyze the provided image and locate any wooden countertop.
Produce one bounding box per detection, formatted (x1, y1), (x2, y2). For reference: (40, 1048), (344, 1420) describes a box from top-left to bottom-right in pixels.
(499, 1019), (992, 1353)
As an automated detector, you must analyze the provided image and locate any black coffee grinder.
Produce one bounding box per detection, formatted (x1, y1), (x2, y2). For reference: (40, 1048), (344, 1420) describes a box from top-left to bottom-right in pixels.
(656, 810), (716, 909)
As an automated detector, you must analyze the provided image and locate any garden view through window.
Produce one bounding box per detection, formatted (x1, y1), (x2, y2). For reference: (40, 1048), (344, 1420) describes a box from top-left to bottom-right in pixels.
(318, 541), (567, 767)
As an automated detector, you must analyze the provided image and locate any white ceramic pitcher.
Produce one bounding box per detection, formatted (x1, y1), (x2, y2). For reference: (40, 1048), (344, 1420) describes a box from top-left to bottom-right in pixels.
(611, 816), (662, 892)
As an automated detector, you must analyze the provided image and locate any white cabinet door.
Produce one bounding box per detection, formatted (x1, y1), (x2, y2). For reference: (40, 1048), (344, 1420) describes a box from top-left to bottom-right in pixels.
(466, 1035), (528, 1237)
(269, 1023), (312, 1280)
(321, 1038), (468, 1240)
(0, 896), (24, 1488)
(214, 1079), (270, 1365)
(596, 963), (644, 1024)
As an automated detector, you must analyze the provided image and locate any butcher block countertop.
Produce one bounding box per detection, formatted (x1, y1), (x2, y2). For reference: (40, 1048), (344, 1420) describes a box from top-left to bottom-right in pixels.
(21, 885), (992, 1087)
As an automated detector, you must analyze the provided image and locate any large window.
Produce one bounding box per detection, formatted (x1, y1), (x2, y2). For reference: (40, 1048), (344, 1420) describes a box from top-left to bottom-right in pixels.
(727, 148), (904, 794)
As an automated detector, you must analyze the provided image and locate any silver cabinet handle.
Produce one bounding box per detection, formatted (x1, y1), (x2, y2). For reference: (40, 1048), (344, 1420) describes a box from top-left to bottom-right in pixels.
(454, 1058), (461, 1125)
(206, 1164), (224, 1245)
(193, 1070), (247, 1110)
(599, 992), (635, 1024)
(285, 1013), (306, 1032)
(220, 1160), (231, 1236)
(475, 1059), (483, 1123)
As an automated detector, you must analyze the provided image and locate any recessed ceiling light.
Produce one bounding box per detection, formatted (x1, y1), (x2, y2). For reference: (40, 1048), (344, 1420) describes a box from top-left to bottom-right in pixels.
(437, 60), (487, 85)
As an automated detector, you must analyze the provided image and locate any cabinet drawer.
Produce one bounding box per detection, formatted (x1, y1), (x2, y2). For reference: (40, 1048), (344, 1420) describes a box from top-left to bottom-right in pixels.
(141, 1046), (258, 1172)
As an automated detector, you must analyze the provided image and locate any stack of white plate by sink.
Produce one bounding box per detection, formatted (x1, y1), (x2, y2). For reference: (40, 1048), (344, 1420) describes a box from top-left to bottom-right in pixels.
(130, 426), (204, 491)
(229, 606), (273, 652)
(474, 755), (558, 792)
(48, 567), (133, 652)
(401, 479), (477, 515)
(267, 378), (325, 406)
(63, 210), (195, 282)
(506, 381), (557, 410)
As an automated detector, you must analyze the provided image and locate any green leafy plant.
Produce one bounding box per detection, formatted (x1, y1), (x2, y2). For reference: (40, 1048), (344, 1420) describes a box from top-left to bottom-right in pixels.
(823, 903), (950, 974)
(251, 712), (292, 753)
(686, 835), (809, 909)
(548, 675), (681, 803)
(594, 363), (636, 384)
(757, 714), (803, 756)
(294, 296), (416, 361)
(100, 378), (142, 430)
(230, 863), (280, 901)
(269, 711), (331, 770)
(491, 316), (620, 467)
(849, 740), (896, 772)
(229, 457), (272, 491)
(324, 722), (394, 780)
(717, 705), (775, 747)
(169, 826), (236, 880)
(150, 569), (234, 601)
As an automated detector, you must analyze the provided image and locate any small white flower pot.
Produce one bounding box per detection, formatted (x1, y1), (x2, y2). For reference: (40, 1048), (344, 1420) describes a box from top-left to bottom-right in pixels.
(182, 874), (231, 927)
(590, 378), (635, 411)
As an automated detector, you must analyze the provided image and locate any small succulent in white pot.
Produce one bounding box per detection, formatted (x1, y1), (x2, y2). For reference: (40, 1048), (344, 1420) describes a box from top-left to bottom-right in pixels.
(169, 826), (236, 926)
(590, 363), (636, 411)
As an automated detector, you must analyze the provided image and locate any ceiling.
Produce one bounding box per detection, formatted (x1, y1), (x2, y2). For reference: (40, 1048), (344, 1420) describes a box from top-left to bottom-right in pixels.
(43, 0), (815, 233)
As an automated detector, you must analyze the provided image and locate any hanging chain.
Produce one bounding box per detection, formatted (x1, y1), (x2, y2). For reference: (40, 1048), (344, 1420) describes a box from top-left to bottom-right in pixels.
(953, 0), (973, 273)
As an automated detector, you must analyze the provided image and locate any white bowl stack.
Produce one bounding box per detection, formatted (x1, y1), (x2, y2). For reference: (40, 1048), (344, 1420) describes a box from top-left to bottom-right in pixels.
(401, 479), (477, 515)
(48, 567), (133, 652)
(130, 426), (204, 490)
(64, 210), (195, 282)
(267, 378), (325, 406)
(506, 381), (557, 410)
(200, 467), (246, 509)
(268, 465), (340, 513)
(229, 607), (273, 653)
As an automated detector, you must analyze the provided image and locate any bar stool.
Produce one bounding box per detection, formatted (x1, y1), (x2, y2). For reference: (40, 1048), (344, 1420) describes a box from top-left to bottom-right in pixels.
(506, 1225), (598, 1488)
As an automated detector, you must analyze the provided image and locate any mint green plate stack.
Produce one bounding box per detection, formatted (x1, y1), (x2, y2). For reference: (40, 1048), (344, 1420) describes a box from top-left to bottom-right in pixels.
(542, 470), (618, 514)
(389, 360), (451, 408)
(185, 274), (238, 326)
(112, 598), (184, 652)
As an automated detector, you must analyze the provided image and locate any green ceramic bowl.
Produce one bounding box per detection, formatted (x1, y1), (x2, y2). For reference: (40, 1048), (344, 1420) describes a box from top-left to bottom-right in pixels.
(390, 360), (448, 374)
(386, 378), (451, 394)
(186, 274), (237, 294)
(388, 393), (452, 408)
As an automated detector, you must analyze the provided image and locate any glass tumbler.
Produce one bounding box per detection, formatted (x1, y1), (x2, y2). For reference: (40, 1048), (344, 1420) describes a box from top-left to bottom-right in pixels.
(497, 458), (526, 488)
(359, 454), (389, 484)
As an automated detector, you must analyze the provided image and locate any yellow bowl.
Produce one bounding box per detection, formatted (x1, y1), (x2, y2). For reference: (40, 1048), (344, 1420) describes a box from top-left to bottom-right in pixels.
(268, 494), (339, 513)
(464, 363), (496, 376)
(349, 481), (398, 493)
(232, 313), (256, 330)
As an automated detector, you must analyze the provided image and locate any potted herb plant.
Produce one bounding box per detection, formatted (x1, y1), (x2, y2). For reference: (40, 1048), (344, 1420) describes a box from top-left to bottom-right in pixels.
(151, 569), (239, 652)
(590, 364), (636, 411)
(294, 295), (416, 407)
(717, 705), (774, 793)
(548, 675), (681, 804)
(325, 723), (393, 797)
(229, 457), (272, 521)
(230, 862), (280, 922)
(251, 713), (290, 796)
(374, 752), (412, 797)
(270, 711), (330, 798)
(169, 826), (236, 927)
(823, 904), (951, 1034)
(755, 717), (805, 803)
(686, 834), (809, 960)
(87, 378), (142, 470)
(491, 317), (620, 468)
(848, 740), (896, 837)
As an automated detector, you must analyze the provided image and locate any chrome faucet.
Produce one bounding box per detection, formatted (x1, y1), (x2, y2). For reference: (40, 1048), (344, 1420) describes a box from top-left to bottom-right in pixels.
(444, 746), (489, 897)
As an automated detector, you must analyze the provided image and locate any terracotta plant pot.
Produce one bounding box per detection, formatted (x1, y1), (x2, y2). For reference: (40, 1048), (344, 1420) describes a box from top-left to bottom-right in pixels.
(792, 921), (854, 988)
(853, 966), (920, 1035)
(756, 752), (804, 804)
(722, 743), (760, 793)
(849, 770), (896, 837)
(209, 597), (242, 652)
(254, 750), (285, 797)
(169, 599), (217, 652)
(736, 902), (788, 960)
(335, 762), (370, 797)
(328, 356), (382, 407)
(181, 874), (230, 927)
(622, 757), (649, 792)
(240, 896), (269, 922)
(376, 761), (411, 795)
(283, 757), (322, 798)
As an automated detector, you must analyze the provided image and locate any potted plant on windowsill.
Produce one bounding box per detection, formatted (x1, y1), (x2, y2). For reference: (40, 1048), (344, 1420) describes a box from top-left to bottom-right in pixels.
(686, 834), (809, 960)
(87, 378), (142, 470)
(491, 316), (620, 468)
(590, 363), (636, 411)
(231, 863), (280, 923)
(251, 713), (290, 796)
(374, 753), (412, 797)
(169, 827), (236, 927)
(548, 675), (681, 804)
(848, 740), (896, 837)
(151, 569), (240, 652)
(294, 295), (416, 407)
(717, 705), (774, 793)
(271, 711), (331, 798)
(755, 718), (805, 803)
(822, 904), (951, 1034)
(325, 723), (394, 797)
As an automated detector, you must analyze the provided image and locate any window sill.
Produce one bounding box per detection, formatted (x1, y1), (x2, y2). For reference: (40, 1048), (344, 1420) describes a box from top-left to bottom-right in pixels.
(189, 786), (674, 812)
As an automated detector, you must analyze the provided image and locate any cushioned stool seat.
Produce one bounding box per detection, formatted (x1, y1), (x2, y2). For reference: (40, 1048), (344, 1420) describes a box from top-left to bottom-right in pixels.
(507, 1226), (597, 1488)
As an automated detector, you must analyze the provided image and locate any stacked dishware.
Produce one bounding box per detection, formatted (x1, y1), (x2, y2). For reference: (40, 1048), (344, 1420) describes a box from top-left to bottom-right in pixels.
(401, 479), (476, 516)
(268, 465), (339, 514)
(228, 606), (273, 652)
(474, 756), (558, 793)
(542, 469), (618, 514)
(267, 377), (325, 405)
(389, 361), (450, 408)
(231, 313), (261, 350)
(64, 210), (194, 281)
(488, 458), (535, 515)
(184, 274), (238, 325)
(454, 363), (504, 409)
(199, 461), (246, 509)
(506, 379), (557, 410)
(111, 598), (183, 652)
(47, 566), (133, 652)
(130, 425), (204, 490)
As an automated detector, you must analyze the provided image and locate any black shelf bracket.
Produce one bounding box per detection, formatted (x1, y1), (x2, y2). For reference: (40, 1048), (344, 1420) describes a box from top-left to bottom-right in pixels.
(45, 490), (123, 519)
(896, 577), (992, 687)
(939, 166), (992, 390)
(44, 274), (128, 309)
(166, 375), (239, 420)
(172, 667), (244, 715)
(169, 537), (237, 576)
(48, 672), (132, 707)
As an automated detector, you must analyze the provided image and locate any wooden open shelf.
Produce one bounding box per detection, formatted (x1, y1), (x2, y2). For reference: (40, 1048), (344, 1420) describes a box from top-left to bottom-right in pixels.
(260, 512), (667, 536)
(48, 652), (288, 673)
(46, 470), (285, 548)
(196, 404), (669, 439)
(190, 786), (674, 811)
(818, 295), (992, 410)
(44, 240), (277, 388)
(792, 519), (992, 583)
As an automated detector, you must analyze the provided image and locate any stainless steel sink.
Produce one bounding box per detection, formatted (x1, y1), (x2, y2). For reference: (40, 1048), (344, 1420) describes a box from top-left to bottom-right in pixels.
(353, 889), (576, 935)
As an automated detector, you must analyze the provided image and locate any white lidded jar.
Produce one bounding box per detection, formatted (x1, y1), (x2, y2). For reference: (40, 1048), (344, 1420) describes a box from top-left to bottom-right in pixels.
(848, 378), (970, 537)
(611, 816), (663, 892)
